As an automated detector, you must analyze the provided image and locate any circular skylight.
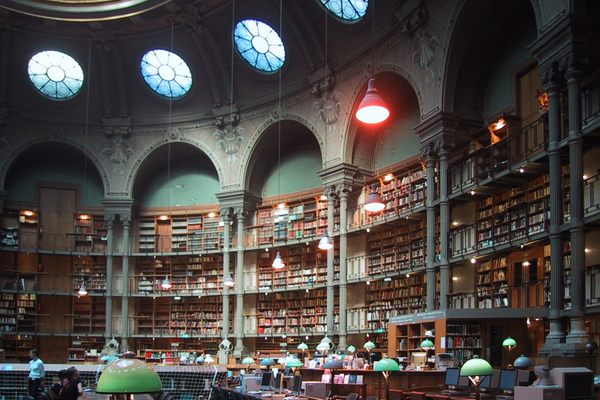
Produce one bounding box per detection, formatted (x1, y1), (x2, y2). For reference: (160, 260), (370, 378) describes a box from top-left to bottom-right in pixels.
(234, 19), (285, 73)
(140, 49), (192, 98)
(27, 50), (84, 100)
(320, 0), (368, 21)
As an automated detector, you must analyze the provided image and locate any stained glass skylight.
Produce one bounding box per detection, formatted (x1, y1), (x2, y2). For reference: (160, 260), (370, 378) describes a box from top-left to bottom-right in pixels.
(27, 50), (84, 100)
(234, 19), (285, 73)
(140, 49), (192, 98)
(320, 0), (368, 21)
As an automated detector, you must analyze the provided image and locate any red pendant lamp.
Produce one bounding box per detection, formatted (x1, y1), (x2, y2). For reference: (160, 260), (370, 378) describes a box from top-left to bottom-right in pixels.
(364, 184), (385, 213)
(356, 78), (389, 124)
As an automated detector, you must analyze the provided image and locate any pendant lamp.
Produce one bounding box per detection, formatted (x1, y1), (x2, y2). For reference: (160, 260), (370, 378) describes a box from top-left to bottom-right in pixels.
(356, 78), (390, 124)
(364, 184), (385, 213)
(223, 273), (235, 288)
(272, 251), (285, 269)
(161, 276), (172, 290)
(77, 284), (88, 296)
(318, 232), (334, 250)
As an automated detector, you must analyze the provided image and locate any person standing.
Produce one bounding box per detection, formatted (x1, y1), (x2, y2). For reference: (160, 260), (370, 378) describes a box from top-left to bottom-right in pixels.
(28, 349), (45, 400)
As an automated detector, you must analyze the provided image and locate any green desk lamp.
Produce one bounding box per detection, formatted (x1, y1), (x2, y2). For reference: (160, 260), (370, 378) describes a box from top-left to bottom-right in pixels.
(460, 355), (493, 400)
(242, 356), (255, 372)
(96, 355), (162, 399)
(364, 340), (376, 366)
(297, 342), (309, 359)
(502, 337), (517, 367)
(261, 357), (275, 369)
(375, 357), (400, 400)
(286, 357), (304, 375)
(347, 345), (356, 354)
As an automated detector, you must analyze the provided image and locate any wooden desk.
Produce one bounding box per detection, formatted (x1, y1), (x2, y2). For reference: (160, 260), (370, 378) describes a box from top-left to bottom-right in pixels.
(299, 368), (445, 399)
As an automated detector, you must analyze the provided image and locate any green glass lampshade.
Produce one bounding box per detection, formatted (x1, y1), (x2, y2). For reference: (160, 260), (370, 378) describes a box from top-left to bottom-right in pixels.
(502, 337), (517, 349)
(96, 358), (162, 394)
(460, 356), (493, 377)
(286, 358), (304, 368)
(420, 339), (435, 349)
(261, 357), (276, 366)
(347, 345), (356, 353)
(374, 357), (400, 372)
(364, 341), (376, 351)
(242, 356), (255, 365)
(297, 342), (309, 351)
(316, 342), (331, 353)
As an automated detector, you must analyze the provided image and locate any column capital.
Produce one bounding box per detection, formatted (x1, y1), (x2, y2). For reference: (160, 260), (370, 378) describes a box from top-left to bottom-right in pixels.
(415, 111), (461, 147)
(104, 214), (116, 228)
(542, 62), (565, 93)
(318, 162), (361, 189)
(216, 190), (259, 213)
(422, 142), (437, 164)
(120, 215), (131, 227)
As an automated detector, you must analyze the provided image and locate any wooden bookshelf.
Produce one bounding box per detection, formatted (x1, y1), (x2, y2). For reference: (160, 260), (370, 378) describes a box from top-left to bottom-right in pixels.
(73, 214), (106, 252)
(366, 221), (425, 275)
(476, 256), (509, 308)
(71, 295), (105, 334)
(134, 255), (223, 295)
(72, 256), (106, 294)
(136, 211), (222, 253)
(133, 296), (230, 337)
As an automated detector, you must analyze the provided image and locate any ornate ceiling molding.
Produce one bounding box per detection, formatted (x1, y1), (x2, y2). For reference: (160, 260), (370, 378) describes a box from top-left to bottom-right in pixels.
(0, 0), (172, 22)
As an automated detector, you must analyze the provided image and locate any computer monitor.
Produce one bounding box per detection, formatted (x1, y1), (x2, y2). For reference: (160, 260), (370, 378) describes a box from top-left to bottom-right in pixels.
(479, 369), (500, 392)
(242, 375), (261, 393)
(283, 367), (291, 376)
(498, 369), (519, 393)
(260, 371), (273, 391)
(444, 367), (469, 389)
(411, 351), (427, 368)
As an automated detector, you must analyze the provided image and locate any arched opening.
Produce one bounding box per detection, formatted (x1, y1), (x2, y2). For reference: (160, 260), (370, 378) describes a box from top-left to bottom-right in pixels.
(246, 120), (322, 198)
(132, 142), (220, 208)
(351, 72), (421, 171)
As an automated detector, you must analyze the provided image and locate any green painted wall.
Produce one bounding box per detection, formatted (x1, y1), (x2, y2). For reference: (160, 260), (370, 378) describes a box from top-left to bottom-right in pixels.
(261, 147), (322, 196)
(5, 156), (104, 207)
(374, 105), (420, 169)
(137, 165), (220, 207)
(484, 25), (536, 118)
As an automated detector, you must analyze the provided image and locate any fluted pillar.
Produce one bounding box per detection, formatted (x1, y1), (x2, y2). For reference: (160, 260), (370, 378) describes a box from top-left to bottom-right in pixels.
(565, 61), (588, 343)
(545, 64), (566, 343)
(120, 216), (131, 351)
(326, 191), (335, 337)
(424, 146), (437, 311)
(337, 187), (349, 351)
(104, 215), (115, 340)
(234, 209), (246, 356)
(438, 145), (450, 310)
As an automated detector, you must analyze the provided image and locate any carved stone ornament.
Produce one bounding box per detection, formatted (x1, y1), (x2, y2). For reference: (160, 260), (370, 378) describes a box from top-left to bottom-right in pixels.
(214, 113), (245, 155)
(312, 76), (342, 125)
(101, 127), (134, 174)
(412, 28), (439, 84)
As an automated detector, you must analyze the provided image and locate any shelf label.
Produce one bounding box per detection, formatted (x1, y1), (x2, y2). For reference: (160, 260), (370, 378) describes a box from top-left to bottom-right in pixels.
(389, 310), (446, 324)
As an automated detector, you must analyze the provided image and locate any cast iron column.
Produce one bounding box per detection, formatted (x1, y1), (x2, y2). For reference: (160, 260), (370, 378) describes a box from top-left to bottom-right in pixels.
(566, 61), (588, 343)
(425, 146), (437, 311)
(222, 211), (231, 340)
(104, 215), (114, 340)
(546, 64), (566, 343)
(438, 145), (450, 310)
(120, 216), (130, 351)
(234, 209), (246, 355)
(337, 187), (349, 351)
(326, 191), (335, 337)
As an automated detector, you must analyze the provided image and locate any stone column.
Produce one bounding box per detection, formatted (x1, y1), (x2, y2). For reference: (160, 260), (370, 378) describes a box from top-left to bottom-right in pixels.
(219, 211), (231, 364)
(120, 216), (131, 351)
(545, 64), (566, 343)
(565, 61), (588, 343)
(104, 215), (115, 340)
(326, 190), (336, 337)
(424, 146), (437, 311)
(337, 186), (349, 351)
(438, 144), (450, 310)
(234, 209), (246, 357)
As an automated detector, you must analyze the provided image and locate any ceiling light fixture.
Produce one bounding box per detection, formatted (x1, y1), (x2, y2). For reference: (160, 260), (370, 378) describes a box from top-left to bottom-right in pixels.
(223, 273), (235, 288)
(318, 232), (334, 250)
(77, 283), (87, 296)
(355, 0), (389, 124)
(161, 276), (172, 290)
(365, 184), (385, 213)
(272, 251), (285, 270)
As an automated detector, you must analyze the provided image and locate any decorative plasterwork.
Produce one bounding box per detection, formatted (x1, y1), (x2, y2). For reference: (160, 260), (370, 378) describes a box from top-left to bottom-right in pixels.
(312, 75), (342, 125)
(214, 112), (245, 155)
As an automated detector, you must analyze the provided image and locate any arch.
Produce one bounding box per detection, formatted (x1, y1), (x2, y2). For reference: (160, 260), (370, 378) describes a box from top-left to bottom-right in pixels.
(241, 115), (324, 196)
(126, 137), (224, 200)
(1, 137), (110, 196)
(239, 114), (324, 192)
(441, 0), (539, 117)
(342, 67), (423, 170)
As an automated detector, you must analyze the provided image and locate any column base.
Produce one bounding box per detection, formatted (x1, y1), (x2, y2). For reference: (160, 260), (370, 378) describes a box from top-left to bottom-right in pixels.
(539, 342), (594, 369)
(234, 341), (245, 358)
(120, 338), (129, 353)
(218, 349), (230, 365)
(566, 316), (589, 344)
(337, 337), (347, 353)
